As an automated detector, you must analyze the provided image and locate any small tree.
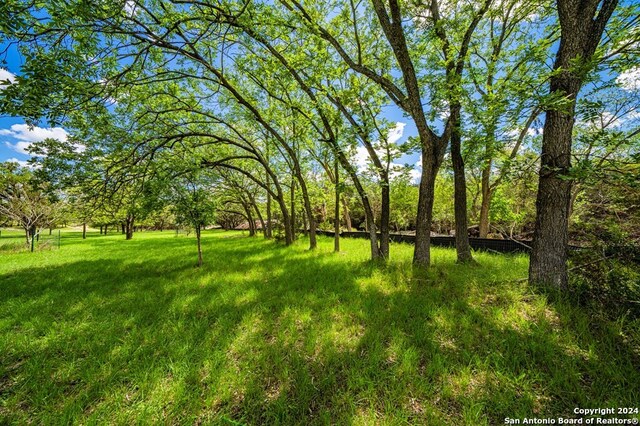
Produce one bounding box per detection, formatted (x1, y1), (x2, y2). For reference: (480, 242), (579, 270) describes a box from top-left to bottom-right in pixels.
(171, 174), (217, 267)
(0, 162), (58, 250)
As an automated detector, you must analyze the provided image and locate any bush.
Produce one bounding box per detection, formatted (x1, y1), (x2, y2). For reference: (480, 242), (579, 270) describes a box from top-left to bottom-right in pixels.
(569, 242), (640, 320)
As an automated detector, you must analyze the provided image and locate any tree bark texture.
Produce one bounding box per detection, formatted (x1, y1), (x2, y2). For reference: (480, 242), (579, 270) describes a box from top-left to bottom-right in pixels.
(450, 107), (474, 263)
(334, 156), (340, 252)
(529, 0), (617, 288)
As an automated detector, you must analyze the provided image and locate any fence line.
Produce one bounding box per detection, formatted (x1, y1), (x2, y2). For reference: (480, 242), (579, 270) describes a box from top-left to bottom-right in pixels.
(313, 229), (584, 254)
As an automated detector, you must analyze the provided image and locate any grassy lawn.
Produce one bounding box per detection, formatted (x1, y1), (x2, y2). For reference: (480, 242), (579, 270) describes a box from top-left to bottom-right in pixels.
(1, 230), (638, 425)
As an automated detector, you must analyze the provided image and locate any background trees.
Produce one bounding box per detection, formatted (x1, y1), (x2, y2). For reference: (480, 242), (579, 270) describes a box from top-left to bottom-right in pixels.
(0, 0), (637, 285)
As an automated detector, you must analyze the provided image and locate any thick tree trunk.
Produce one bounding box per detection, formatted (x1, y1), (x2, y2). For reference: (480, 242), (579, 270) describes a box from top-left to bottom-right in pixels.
(82, 222), (87, 240)
(196, 224), (203, 267)
(334, 157), (340, 253)
(529, 0), (616, 288)
(529, 106), (575, 287)
(450, 108), (474, 263)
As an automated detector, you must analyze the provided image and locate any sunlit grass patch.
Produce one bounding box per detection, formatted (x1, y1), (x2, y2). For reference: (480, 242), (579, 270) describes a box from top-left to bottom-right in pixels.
(0, 229), (638, 424)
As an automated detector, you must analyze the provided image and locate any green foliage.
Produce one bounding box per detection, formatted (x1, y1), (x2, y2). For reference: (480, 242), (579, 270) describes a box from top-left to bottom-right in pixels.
(170, 175), (218, 232)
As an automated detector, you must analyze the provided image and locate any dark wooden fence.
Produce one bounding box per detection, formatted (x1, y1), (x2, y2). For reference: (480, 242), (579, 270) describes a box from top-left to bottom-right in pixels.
(314, 229), (533, 253)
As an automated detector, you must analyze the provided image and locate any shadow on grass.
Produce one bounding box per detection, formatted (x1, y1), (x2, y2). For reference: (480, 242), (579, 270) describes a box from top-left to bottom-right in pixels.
(1, 234), (638, 425)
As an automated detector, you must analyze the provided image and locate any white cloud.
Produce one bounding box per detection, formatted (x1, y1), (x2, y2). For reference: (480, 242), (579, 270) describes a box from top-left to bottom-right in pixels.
(616, 67), (640, 92)
(1, 124), (68, 154)
(3, 157), (29, 168)
(409, 168), (422, 184)
(5, 141), (34, 155)
(387, 122), (406, 144)
(0, 68), (16, 89)
(353, 122), (406, 172)
(354, 145), (370, 173)
(4, 124), (68, 142)
(405, 154), (423, 184)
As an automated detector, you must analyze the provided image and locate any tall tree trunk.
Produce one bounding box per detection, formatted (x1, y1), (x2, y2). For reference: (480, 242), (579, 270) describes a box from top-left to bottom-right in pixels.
(254, 202), (267, 238)
(413, 145), (442, 267)
(82, 222), (87, 240)
(125, 215), (134, 240)
(529, 0), (617, 288)
(379, 179), (390, 259)
(331, 142), (380, 260)
(30, 225), (36, 252)
(100, 225), (103, 235)
(334, 156), (340, 252)
(275, 192), (293, 244)
(451, 108), (474, 263)
(479, 158), (492, 238)
(290, 177), (296, 241)
(342, 195), (352, 232)
(266, 174), (273, 238)
(196, 224), (203, 267)
(265, 174), (292, 245)
(291, 167), (317, 250)
(243, 202), (255, 237)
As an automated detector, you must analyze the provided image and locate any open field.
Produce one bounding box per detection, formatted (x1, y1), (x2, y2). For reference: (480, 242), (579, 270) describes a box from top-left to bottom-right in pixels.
(1, 230), (639, 425)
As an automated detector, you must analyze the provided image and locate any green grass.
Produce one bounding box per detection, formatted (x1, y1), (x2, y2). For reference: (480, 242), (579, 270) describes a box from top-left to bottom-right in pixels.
(1, 230), (638, 425)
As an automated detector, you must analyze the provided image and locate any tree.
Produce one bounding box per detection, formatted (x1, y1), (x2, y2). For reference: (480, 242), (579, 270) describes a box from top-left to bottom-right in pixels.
(529, 0), (618, 288)
(0, 162), (58, 250)
(169, 171), (217, 268)
(464, 0), (552, 237)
